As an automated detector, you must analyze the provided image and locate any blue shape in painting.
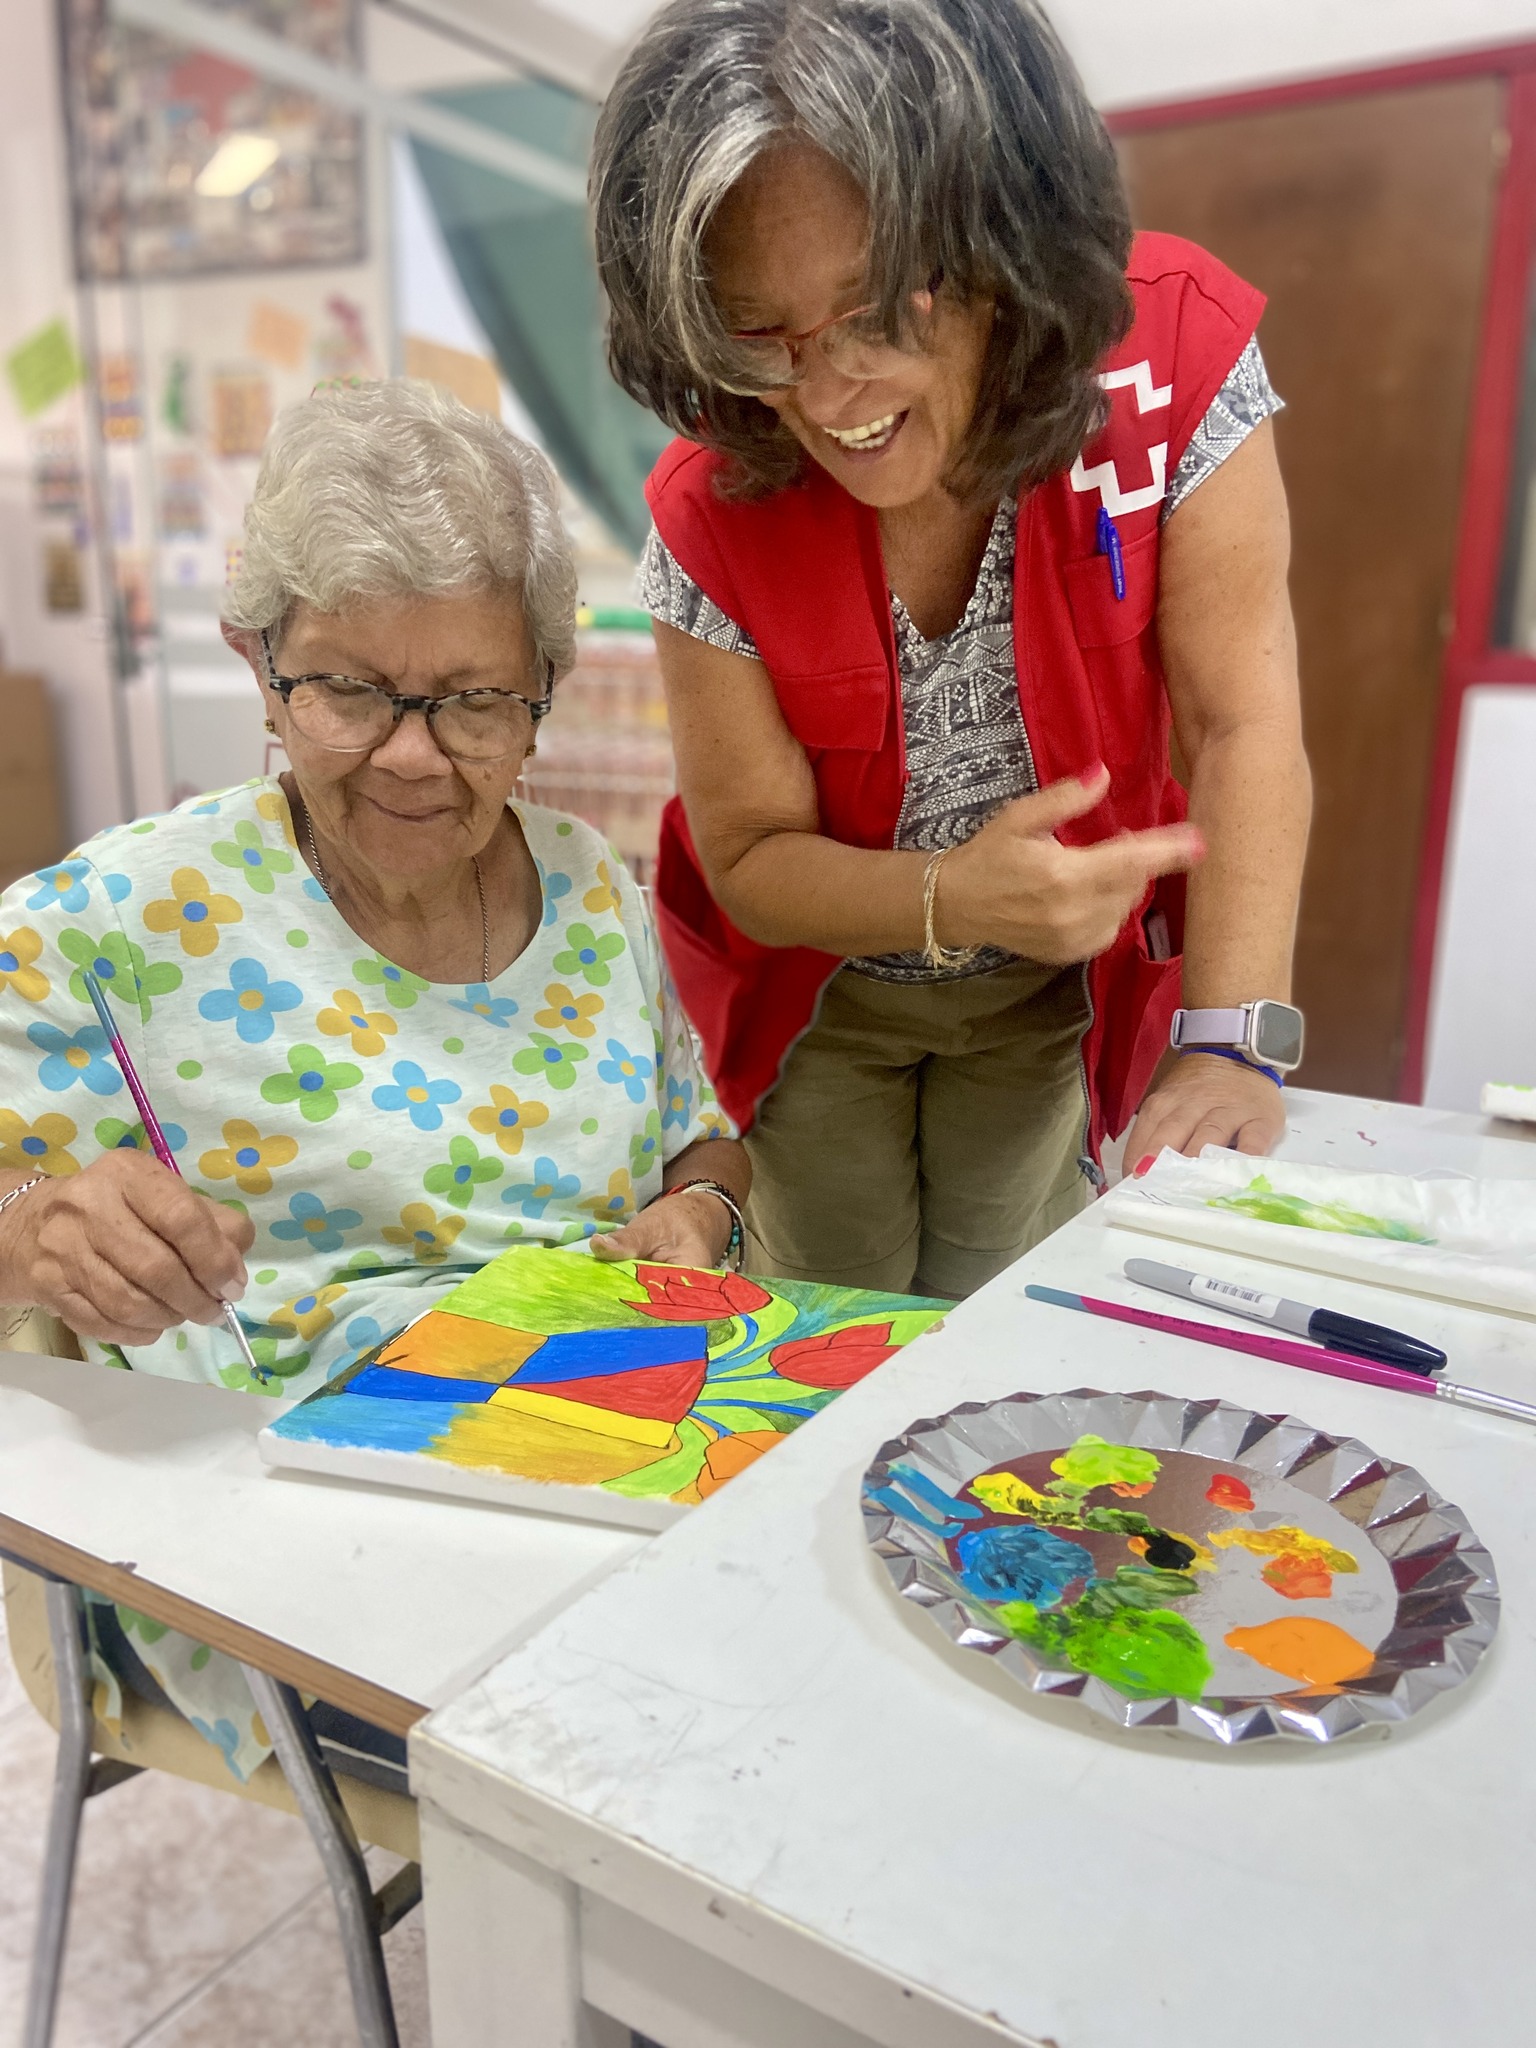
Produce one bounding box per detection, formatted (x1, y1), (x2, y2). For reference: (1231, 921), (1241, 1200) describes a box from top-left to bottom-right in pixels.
(198, 958), (302, 1043)
(501, 1157), (579, 1217)
(450, 983), (519, 1028)
(510, 1324), (707, 1388)
(28, 1022), (122, 1096)
(597, 1038), (653, 1104)
(955, 1524), (1094, 1608)
(349, 1365), (496, 1404)
(371, 1060), (461, 1131)
(270, 1192), (363, 1254)
(277, 1389), (466, 1455)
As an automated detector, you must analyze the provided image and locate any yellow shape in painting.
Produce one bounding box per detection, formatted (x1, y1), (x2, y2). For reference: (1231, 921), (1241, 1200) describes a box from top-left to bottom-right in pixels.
(428, 1402), (678, 1487)
(488, 1382), (675, 1449)
(376, 1309), (543, 1382)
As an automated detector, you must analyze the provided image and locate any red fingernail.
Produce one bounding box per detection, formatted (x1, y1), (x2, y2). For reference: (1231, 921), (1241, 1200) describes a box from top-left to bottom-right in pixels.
(1132, 1154), (1156, 1178)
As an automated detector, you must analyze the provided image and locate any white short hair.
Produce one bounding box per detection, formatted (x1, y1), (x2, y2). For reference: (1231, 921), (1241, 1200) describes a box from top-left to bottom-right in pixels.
(224, 379), (578, 679)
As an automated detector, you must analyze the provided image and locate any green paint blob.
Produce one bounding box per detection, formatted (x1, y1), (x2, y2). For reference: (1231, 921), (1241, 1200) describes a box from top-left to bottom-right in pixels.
(286, 929), (309, 948)
(1050, 1434), (1161, 1492)
(999, 1600), (1213, 1701)
(580, 1117), (599, 1135)
(1209, 1174), (1433, 1243)
(443, 1036), (464, 1054)
(254, 1267), (278, 1286)
(347, 1150), (372, 1170)
(176, 1059), (202, 1080)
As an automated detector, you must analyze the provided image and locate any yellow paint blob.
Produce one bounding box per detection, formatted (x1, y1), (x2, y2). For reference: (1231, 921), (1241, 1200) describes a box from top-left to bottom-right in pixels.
(1225, 1617), (1375, 1688)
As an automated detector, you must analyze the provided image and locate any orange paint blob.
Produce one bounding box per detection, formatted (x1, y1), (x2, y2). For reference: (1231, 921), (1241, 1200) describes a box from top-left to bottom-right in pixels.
(1205, 1472), (1255, 1513)
(1225, 1617), (1374, 1687)
(1261, 1553), (1335, 1601)
(1110, 1480), (1156, 1498)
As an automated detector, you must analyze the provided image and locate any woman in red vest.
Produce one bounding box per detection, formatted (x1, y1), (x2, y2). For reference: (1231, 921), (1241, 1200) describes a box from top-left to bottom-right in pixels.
(591, 0), (1311, 1298)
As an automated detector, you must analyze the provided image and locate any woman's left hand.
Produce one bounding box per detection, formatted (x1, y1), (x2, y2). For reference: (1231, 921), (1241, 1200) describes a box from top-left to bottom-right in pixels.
(592, 1188), (732, 1270)
(1123, 1053), (1285, 1170)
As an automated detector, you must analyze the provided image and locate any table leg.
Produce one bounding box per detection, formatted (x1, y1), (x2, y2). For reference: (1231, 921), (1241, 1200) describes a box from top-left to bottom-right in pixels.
(419, 1800), (626, 2048)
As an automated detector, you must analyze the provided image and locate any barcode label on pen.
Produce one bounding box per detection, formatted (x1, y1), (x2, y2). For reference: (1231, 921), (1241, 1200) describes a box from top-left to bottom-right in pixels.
(1190, 1275), (1281, 1319)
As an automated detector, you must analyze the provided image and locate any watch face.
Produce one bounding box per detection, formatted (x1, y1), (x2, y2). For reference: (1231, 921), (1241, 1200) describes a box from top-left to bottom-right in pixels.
(1252, 1002), (1304, 1069)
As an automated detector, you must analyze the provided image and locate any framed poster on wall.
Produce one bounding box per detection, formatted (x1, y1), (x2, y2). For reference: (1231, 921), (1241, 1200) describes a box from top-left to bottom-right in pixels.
(58, 0), (366, 280)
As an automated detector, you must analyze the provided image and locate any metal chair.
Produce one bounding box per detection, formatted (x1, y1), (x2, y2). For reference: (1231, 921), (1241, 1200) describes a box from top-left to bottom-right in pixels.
(3, 1310), (421, 2048)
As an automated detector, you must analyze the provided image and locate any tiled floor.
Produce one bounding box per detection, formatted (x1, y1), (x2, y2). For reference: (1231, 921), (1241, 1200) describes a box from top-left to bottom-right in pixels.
(0, 1595), (429, 2047)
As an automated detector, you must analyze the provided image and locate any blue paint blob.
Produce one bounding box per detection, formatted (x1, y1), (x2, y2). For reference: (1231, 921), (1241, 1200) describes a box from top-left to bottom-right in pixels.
(956, 1524), (1094, 1609)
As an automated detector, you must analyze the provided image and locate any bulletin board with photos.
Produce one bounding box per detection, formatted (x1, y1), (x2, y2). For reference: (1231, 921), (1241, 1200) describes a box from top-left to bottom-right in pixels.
(58, 0), (367, 282)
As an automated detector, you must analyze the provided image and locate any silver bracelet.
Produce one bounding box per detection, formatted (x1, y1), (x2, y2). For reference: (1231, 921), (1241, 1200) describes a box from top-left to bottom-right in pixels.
(0, 1175), (46, 1223)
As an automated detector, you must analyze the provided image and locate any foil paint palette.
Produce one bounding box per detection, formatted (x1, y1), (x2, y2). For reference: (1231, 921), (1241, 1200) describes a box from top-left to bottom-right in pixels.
(862, 1387), (1498, 1744)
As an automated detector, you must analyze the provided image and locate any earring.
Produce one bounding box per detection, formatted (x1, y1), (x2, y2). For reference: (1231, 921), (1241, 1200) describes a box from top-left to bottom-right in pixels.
(263, 719), (275, 733)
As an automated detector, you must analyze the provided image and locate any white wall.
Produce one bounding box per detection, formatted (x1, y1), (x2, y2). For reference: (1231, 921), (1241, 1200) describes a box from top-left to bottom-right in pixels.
(1047, 0), (1536, 112)
(454, 0), (1536, 105)
(0, 0), (124, 846)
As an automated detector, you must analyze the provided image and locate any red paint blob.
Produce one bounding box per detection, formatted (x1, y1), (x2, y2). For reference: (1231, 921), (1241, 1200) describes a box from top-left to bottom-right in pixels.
(1205, 1472), (1255, 1513)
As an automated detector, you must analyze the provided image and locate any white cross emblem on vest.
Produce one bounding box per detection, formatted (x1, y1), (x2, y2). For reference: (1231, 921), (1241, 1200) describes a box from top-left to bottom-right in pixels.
(1069, 358), (1172, 517)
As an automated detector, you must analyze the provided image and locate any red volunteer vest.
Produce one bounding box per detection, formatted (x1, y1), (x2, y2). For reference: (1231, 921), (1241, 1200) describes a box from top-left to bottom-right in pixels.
(647, 233), (1265, 1154)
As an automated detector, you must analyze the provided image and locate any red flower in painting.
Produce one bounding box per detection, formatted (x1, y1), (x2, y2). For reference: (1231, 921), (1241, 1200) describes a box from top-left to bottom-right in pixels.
(630, 1264), (773, 1323)
(1206, 1472), (1255, 1514)
(769, 1322), (898, 1390)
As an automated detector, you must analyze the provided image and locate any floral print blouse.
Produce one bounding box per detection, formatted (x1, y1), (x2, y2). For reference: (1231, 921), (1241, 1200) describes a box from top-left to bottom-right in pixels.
(0, 778), (729, 1398)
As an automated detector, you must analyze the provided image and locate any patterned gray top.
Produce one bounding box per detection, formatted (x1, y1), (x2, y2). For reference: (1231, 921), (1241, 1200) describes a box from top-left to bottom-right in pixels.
(640, 338), (1282, 981)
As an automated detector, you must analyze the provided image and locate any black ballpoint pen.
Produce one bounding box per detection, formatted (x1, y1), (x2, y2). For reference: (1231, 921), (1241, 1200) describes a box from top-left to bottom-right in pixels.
(1123, 1257), (1448, 1375)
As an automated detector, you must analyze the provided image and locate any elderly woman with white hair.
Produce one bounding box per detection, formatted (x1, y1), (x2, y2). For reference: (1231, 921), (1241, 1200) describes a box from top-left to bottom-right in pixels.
(0, 378), (745, 1776)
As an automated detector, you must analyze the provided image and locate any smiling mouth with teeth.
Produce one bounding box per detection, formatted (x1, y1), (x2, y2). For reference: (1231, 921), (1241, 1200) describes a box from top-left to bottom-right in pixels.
(824, 411), (903, 452)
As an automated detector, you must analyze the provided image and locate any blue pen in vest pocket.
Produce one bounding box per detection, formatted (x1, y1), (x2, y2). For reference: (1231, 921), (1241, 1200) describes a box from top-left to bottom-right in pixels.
(1096, 505), (1127, 600)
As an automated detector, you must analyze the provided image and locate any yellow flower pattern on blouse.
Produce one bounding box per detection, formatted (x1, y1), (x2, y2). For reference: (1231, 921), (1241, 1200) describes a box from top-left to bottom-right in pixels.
(142, 867), (243, 958)
(381, 1202), (466, 1264)
(0, 927), (50, 1004)
(316, 987), (398, 1057)
(198, 1117), (300, 1195)
(0, 1108), (80, 1176)
(467, 1084), (549, 1157)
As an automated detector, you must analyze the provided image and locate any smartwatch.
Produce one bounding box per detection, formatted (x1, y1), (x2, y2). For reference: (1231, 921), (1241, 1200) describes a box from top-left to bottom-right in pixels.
(1169, 1001), (1305, 1073)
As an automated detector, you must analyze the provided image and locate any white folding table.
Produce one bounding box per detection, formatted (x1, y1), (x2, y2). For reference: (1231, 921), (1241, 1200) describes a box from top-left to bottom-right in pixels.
(410, 1091), (1536, 2048)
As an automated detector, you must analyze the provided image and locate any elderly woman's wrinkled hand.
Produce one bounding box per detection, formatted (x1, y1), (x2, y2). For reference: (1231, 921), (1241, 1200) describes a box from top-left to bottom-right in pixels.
(590, 1187), (733, 1272)
(940, 766), (1206, 966)
(0, 1151), (254, 1349)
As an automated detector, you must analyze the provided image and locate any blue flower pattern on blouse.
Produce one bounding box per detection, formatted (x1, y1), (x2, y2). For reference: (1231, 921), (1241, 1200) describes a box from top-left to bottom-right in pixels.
(198, 958), (303, 1043)
(371, 1059), (462, 1131)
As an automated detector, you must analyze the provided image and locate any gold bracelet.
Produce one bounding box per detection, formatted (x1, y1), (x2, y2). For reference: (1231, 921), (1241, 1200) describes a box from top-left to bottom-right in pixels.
(922, 848), (980, 971)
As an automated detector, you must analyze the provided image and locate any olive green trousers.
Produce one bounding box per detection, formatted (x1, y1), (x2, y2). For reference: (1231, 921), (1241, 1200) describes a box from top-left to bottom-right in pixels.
(743, 959), (1092, 1299)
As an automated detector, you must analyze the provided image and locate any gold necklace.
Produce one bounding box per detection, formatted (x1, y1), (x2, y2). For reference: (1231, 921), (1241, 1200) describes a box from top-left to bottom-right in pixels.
(300, 804), (491, 985)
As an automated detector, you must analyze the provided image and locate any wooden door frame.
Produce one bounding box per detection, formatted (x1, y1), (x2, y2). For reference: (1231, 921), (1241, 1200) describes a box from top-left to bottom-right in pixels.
(1105, 38), (1536, 1102)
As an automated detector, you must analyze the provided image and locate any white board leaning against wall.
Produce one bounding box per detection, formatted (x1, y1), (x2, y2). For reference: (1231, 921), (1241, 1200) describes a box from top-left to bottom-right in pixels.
(1424, 687), (1536, 1111)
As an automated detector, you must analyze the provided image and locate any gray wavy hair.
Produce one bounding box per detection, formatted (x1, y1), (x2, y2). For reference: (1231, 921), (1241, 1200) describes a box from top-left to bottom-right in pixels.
(223, 380), (578, 680)
(591, 0), (1132, 501)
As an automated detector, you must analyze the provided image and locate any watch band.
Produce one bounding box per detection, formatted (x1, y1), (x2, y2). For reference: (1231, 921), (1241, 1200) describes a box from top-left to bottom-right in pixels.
(1171, 1006), (1251, 1048)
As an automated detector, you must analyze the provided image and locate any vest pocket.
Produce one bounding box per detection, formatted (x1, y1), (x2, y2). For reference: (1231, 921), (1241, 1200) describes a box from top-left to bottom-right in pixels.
(1062, 526), (1159, 647)
(771, 664), (890, 752)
